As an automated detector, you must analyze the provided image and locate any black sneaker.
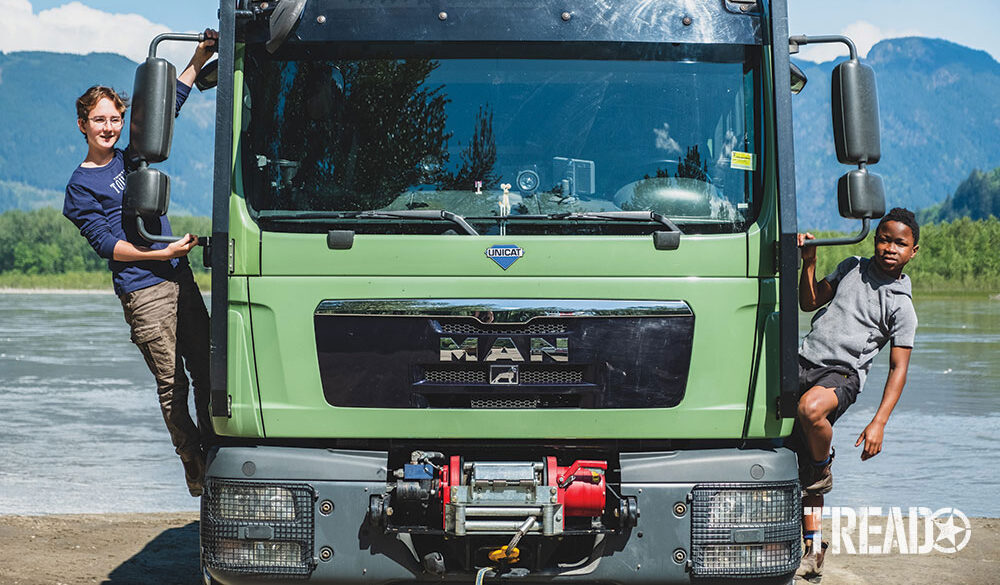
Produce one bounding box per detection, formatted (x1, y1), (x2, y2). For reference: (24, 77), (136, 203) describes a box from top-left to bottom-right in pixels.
(800, 449), (834, 497)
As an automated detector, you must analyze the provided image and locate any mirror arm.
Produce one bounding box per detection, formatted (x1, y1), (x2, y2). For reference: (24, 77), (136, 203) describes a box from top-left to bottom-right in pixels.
(137, 215), (187, 244)
(148, 32), (205, 59)
(801, 218), (870, 248)
(789, 34), (858, 61)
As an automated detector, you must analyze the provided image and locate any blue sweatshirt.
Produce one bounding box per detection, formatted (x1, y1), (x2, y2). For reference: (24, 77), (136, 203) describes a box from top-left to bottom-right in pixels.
(64, 82), (193, 296)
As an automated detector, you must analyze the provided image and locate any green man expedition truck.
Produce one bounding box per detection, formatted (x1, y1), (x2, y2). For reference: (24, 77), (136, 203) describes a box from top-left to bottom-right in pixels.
(124, 0), (887, 583)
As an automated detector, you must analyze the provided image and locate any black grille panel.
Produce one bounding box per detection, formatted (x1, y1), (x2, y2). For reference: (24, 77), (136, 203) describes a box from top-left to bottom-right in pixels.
(201, 479), (316, 577)
(424, 368), (488, 384)
(315, 302), (695, 409)
(470, 397), (540, 409)
(421, 365), (585, 385)
(436, 320), (568, 335)
(424, 393), (583, 408)
(521, 367), (584, 384)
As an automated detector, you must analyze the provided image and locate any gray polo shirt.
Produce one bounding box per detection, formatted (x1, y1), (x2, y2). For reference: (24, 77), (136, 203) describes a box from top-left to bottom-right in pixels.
(799, 256), (917, 391)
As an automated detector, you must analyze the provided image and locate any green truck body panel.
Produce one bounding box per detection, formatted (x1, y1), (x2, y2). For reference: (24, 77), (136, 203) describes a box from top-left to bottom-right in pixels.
(208, 41), (792, 442)
(237, 274), (758, 438)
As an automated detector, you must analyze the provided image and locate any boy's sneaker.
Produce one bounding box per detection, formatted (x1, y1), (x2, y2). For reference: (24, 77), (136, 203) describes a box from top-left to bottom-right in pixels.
(182, 452), (206, 497)
(795, 540), (828, 582)
(800, 449), (834, 497)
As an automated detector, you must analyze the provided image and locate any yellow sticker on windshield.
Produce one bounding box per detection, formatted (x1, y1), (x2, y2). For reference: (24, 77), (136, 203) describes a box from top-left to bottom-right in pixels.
(731, 151), (756, 171)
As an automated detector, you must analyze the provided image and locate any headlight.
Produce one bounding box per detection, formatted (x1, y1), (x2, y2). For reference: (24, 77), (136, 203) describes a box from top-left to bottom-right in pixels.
(696, 542), (798, 573)
(202, 480), (316, 577)
(211, 484), (298, 521)
(691, 482), (801, 578)
(217, 539), (303, 567)
(705, 487), (799, 525)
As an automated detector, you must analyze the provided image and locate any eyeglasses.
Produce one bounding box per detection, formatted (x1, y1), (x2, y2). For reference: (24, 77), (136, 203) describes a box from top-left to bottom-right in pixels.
(88, 116), (123, 128)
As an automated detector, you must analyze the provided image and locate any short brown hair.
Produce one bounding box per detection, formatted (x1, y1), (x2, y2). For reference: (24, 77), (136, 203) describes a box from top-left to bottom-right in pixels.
(76, 85), (129, 122)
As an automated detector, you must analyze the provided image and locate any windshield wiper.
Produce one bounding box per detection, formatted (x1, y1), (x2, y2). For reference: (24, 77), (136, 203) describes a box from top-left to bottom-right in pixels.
(258, 209), (479, 235)
(547, 211), (682, 232)
(472, 210), (682, 250)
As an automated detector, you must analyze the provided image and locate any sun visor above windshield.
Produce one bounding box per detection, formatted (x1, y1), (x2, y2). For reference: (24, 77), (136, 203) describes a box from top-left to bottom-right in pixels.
(247, 0), (762, 47)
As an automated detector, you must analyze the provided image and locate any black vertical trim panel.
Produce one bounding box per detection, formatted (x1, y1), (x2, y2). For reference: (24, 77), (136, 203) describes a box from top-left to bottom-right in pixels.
(767, 0), (800, 418)
(210, 0), (235, 417)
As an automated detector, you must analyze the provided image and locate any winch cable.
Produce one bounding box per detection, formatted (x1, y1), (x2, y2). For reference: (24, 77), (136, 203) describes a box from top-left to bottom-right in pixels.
(480, 516), (537, 582)
(474, 566), (493, 585)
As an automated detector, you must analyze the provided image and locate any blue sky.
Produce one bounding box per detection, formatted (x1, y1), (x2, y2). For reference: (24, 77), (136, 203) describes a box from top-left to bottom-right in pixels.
(787, 0), (1000, 63)
(2, 1), (999, 64)
(27, 0), (217, 32)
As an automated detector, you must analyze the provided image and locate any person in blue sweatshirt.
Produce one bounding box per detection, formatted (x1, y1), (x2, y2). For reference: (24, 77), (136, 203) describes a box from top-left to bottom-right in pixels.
(63, 29), (218, 497)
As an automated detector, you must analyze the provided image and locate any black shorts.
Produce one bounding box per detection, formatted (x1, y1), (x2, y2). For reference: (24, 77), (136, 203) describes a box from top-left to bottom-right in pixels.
(785, 357), (861, 462)
(797, 356), (860, 425)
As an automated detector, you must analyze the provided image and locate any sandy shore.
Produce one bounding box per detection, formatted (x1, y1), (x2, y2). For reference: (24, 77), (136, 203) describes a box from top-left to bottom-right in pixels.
(0, 514), (995, 584)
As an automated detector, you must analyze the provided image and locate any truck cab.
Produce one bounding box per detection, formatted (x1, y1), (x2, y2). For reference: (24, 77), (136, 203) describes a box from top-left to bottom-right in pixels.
(124, 1), (886, 583)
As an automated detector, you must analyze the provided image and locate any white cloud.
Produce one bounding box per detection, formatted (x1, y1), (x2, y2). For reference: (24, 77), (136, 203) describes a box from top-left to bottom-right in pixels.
(796, 20), (922, 63)
(653, 123), (681, 154)
(0, 0), (197, 66)
(715, 129), (739, 168)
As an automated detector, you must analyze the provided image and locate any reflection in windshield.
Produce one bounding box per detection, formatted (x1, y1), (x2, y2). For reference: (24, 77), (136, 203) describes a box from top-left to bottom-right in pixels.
(245, 45), (759, 232)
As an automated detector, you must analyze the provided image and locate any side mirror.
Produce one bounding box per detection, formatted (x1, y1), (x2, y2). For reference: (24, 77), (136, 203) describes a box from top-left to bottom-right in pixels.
(790, 35), (886, 247)
(124, 165), (179, 243)
(130, 57), (177, 163)
(838, 168), (885, 219)
(127, 31), (209, 244)
(195, 59), (219, 91)
(124, 166), (170, 217)
(831, 60), (881, 165)
(789, 62), (807, 94)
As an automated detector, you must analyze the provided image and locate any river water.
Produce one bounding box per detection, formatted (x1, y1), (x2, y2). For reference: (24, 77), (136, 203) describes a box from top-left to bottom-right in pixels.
(0, 292), (998, 516)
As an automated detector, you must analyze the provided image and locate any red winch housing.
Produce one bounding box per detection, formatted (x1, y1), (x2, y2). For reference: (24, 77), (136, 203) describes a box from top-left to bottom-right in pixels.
(439, 455), (607, 529)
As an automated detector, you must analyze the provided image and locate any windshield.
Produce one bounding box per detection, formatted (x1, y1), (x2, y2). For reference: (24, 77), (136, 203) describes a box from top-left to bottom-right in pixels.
(243, 43), (761, 234)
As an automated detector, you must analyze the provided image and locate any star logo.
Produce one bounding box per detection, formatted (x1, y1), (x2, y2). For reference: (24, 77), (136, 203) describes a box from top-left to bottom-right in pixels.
(931, 507), (971, 553)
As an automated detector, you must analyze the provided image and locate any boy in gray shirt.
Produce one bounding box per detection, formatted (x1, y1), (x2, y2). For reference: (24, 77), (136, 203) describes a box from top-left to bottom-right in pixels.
(794, 207), (919, 579)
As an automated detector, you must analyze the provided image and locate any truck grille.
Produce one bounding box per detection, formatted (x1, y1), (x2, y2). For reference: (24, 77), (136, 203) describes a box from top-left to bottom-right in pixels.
(316, 300), (695, 409)
(521, 367), (583, 384)
(470, 397), (540, 409)
(422, 366), (585, 385)
(437, 321), (567, 335)
(424, 368), (488, 384)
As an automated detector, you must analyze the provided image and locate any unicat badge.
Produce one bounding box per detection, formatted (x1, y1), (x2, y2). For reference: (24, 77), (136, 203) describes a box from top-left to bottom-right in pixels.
(485, 245), (524, 270)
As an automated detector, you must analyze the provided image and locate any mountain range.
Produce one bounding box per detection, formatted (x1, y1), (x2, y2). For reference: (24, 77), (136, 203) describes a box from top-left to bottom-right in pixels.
(791, 37), (1000, 229)
(0, 51), (215, 215)
(1, 36), (998, 229)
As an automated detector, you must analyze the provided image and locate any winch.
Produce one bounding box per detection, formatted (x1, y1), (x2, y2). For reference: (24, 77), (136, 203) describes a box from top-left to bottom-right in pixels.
(441, 456), (606, 536)
(373, 451), (635, 538)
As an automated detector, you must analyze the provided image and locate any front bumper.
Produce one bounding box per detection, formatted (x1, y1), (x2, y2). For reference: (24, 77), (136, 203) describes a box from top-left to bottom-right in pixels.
(202, 446), (799, 584)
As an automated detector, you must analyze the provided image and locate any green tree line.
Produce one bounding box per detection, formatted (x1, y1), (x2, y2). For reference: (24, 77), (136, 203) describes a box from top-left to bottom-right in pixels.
(810, 216), (1000, 293)
(2, 208), (999, 293)
(919, 167), (1000, 224)
(0, 208), (209, 289)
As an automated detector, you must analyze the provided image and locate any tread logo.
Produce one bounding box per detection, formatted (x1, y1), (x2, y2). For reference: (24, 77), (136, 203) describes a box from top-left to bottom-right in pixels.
(804, 506), (971, 554)
(485, 245), (524, 270)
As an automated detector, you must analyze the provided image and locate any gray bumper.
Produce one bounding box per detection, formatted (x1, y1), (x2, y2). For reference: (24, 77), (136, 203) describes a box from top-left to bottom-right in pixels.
(203, 446), (798, 585)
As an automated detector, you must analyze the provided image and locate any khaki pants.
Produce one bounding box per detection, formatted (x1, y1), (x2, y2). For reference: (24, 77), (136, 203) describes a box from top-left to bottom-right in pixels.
(120, 275), (213, 461)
